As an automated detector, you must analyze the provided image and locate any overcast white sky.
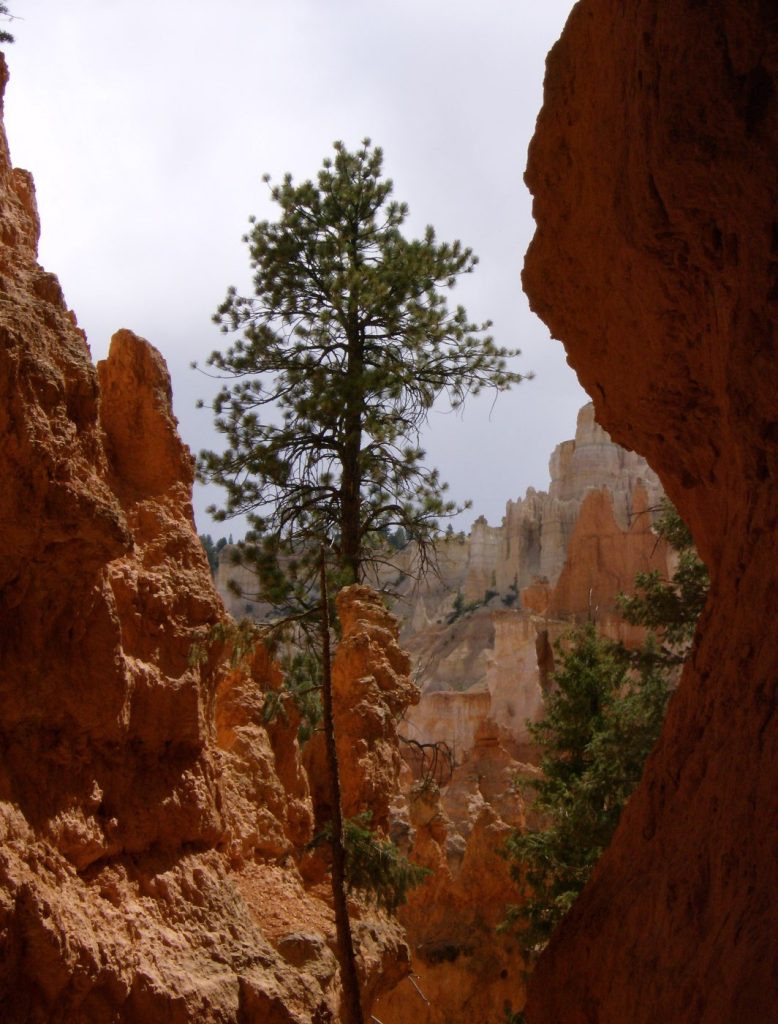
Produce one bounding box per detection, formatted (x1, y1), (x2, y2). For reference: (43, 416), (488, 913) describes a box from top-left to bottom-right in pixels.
(4, 0), (585, 536)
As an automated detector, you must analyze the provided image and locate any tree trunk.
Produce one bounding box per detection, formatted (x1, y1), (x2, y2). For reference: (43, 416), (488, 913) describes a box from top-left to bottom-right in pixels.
(319, 552), (364, 1024)
(340, 321), (364, 583)
(340, 437), (362, 584)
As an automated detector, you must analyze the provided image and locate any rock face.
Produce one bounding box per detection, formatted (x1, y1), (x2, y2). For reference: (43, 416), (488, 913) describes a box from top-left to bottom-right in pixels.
(364, 411), (669, 1024)
(213, 403), (668, 767)
(547, 481), (666, 633)
(522, 2), (778, 1022)
(397, 401), (663, 616)
(305, 585), (420, 834)
(392, 404), (667, 762)
(401, 608), (546, 763)
(0, 54), (412, 1023)
(489, 404), (659, 592)
(215, 552), (275, 622)
(374, 728), (534, 1024)
(465, 402), (662, 598)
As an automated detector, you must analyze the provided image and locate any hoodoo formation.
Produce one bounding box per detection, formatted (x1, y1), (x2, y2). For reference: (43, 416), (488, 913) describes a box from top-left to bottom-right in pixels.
(395, 403), (666, 756)
(218, 401), (669, 765)
(522, 1), (777, 1022)
(0, 53), (415, 1022)
(2, 0), (775, 1017)
(214, 404), (672, 1023)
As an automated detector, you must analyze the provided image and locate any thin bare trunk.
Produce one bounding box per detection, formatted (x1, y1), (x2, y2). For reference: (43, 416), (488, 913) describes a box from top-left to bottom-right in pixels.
(340, 429), (362, 584)
(319, 550), (364, 1024)
(340, 320), (363, 584)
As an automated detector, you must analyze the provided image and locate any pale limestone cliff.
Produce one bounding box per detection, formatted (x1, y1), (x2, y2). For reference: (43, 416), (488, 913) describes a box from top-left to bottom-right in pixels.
(215, 551), (275, 622)
(390, 405), (668, 764)
(461, 401), (663, 604)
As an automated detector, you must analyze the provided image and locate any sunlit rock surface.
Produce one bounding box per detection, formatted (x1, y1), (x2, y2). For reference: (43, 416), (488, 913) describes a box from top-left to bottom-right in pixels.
(0, 55), (411, 1023)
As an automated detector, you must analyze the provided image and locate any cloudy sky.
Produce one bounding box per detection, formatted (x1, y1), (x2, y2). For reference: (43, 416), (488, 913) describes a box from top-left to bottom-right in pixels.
(4, 0), (584, 536)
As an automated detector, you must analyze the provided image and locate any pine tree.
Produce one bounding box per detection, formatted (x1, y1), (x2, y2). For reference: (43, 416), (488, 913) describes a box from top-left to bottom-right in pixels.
(503, 500), (708, 962)
(618, 498), (709, 663)
(0, 4), (13, 44)
(198, 533), (229, 576)
(502, 626), (670, 957)
(197, 141), (525, 1018)
(196, 139), (525, 602)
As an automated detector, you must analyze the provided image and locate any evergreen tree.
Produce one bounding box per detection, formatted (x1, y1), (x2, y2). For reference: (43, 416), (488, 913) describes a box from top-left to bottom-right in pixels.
(618, 497), (709, 663)
(199, 533), (216, 573)
(197, 141), (525, 1017)
(0, 4), (13, 44)
(502, 626), (670, 957)
(503, 500), (708, 963)
(197, 139), (525, 602)
(198, 534), (229, 577)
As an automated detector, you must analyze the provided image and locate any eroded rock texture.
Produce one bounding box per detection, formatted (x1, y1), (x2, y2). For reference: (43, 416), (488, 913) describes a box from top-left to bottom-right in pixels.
(306, 586), (420, 834)
(374, 726), (535, 1024)
(0, 54), (411, 1023)
(522, 2), (777, 1021)
(390, 405), (667, 762)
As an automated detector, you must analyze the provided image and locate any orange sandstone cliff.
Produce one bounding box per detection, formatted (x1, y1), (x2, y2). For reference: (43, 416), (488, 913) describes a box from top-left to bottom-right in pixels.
(0, 53), (414, 1022)
(522, 2), (777, 1022)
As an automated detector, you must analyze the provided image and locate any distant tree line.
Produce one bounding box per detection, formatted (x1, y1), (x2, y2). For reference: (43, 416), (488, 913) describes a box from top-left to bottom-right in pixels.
(198, 533), (233, 576)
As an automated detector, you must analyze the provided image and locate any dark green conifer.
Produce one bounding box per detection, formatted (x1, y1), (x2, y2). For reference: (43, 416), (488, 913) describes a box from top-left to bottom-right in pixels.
(618, 497), (709, 662)
(503, 501), (708, 963)
(0, 4), (12, 44)
(197, 139), (525, 600)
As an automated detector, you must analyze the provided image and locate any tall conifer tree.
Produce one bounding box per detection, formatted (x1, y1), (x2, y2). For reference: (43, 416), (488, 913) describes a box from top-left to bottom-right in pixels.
(197, 139), (525, 600)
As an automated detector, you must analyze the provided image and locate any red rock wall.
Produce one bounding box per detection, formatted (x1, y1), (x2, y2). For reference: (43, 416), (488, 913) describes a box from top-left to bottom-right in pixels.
(522, 2), (777, 1021)
(0, 53), (411, 1022)
(374, 730), (532, 1024)
(547, 483), (668, 630)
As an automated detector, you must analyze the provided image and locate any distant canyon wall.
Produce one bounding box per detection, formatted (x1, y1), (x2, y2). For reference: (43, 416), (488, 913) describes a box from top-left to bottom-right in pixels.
(390, 403), (669, 762)
(216, 401), (670, 766)
(463, 401), (663, 603)
(216, 401), (664, 623)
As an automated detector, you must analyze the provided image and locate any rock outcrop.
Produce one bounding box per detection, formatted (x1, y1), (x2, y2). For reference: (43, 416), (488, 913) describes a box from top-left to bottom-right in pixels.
(391, 404), (668, 762)
(463, 402), (663, 600)
(374, 728), (533, 1024)
(522, 2), (778, 1021)
(305, 585), (420, 834)
(0, 53), (413, 1023)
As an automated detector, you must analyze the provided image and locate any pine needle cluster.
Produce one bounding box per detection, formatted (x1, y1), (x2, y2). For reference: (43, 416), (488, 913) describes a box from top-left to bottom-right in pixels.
(311, 810), (430, 913)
